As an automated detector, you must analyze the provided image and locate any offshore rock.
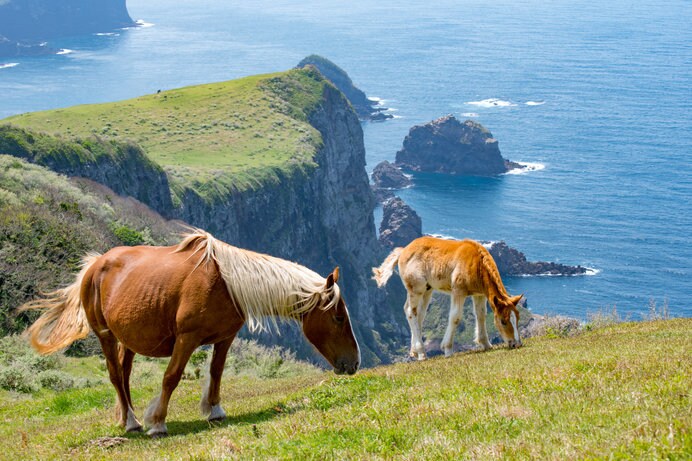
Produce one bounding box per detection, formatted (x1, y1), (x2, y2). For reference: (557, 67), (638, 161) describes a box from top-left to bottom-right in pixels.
(371, 160), (412, 190)
(395, 114), (524, 176)
(379, 197), (422, 250)
(297, 55), (393, 121)
(487, 241), (588, 276)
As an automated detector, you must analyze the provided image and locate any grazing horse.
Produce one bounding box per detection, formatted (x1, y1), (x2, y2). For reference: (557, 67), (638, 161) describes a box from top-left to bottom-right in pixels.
(373, 236), (522, 360)
(22, 230), (359, 437)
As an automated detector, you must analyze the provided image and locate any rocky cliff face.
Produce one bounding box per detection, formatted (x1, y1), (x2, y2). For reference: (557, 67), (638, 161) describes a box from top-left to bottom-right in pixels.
(170, 84), (406, 365)
(396, 115), (523, 176)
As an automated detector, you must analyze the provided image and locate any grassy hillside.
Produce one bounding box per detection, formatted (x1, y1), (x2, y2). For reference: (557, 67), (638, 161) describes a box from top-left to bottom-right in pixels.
(0, 155), (180, 336)
(5, 68), (329, 199)
(0, 319), (688, 459)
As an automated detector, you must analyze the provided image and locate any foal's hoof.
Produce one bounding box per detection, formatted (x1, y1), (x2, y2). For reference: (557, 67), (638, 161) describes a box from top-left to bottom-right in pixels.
(126, 424), (143, 433)
(149, 431), (168, 439)
(208, 415), (227, 423)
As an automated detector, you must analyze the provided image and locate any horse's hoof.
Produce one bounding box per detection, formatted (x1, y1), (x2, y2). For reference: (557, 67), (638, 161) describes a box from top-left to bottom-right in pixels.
(148, 430), (168, 439)
(417, 353), (427, 361)
(126, 425), (143, 433)
(208, 415), (226, 423)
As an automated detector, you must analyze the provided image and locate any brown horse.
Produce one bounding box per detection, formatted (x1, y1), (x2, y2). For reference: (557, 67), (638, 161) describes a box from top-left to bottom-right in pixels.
(22, 230), (360, 437)
(373, 236), (522, 360)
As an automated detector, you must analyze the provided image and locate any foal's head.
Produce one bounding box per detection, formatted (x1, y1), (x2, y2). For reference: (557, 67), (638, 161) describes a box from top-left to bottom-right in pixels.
(492, 294), (523, 349)
(302, 268), (360, 375)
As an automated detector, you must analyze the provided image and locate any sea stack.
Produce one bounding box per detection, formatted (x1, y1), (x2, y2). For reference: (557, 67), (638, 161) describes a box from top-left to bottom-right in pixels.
(395, 115), (523, 176)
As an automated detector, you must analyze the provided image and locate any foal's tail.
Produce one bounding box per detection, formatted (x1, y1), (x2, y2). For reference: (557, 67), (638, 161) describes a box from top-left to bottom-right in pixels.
(372, 247), (403, 288)
(20, 253), (101, 354)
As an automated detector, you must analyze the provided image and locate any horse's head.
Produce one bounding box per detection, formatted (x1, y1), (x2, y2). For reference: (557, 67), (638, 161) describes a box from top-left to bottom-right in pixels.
(302, 268), (360, 375)
(492, 294), (523, 349)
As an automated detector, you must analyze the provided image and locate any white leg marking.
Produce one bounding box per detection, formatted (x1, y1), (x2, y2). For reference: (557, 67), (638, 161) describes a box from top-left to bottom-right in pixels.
(143, 394), (161, 428)
(125, 407), (143, 432)
(208, 404), (227, 421)
(473, 296), (492, 350)
(200, 377), (212, 416)
(147, 422), (168, 437)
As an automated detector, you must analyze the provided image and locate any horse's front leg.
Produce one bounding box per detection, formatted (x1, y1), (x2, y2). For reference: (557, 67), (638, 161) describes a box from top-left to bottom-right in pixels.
(144, 334), (198, 437)
(441, 291), (466, 357)
(200, 336), (235, 422)
(472, 295), (492, 350)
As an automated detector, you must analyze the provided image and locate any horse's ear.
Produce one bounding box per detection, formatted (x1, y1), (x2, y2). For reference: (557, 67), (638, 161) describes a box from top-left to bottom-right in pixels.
(326, 267), (339, 288)
(511, 294), (523, 307)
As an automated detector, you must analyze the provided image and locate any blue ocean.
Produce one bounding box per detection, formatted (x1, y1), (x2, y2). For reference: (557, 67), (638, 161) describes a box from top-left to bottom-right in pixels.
(1, 0), (690, 319)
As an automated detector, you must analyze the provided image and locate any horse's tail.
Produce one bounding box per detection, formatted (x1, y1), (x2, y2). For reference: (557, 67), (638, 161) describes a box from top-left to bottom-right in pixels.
(20, 253), (101, 355)
(372, 247), (403, 288)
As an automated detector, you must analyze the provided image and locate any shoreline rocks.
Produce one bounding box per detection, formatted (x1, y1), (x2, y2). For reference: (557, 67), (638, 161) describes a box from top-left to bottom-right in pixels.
(395, 114), (524, 176)
(486, 241), (588, 277)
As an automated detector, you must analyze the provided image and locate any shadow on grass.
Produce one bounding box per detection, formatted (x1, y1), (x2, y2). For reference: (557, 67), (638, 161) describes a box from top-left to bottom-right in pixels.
(130, 407), (282, 438)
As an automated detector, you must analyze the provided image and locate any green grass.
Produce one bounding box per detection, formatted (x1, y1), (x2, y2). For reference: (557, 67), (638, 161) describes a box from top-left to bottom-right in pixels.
(0, 319), (689, 460)
(4, 68), (329, 199)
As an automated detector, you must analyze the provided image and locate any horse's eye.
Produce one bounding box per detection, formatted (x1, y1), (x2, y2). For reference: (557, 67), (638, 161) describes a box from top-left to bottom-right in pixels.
(501, 319), (508, 326)
(333, 315), (345, 324)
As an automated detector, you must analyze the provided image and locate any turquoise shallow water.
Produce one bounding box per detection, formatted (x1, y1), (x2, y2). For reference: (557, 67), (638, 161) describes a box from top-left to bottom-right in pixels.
(1, 0), (690, 318)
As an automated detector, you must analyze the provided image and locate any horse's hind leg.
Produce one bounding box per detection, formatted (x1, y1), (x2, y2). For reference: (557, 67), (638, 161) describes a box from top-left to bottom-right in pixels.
(441, 291), (466, 357)
(472, 295), (492, 350)
(118, 344), (142, 431)
(416, 288), (433, 339)
(97, 333), (142, 432)
(405, 291), (426, 360)
(200, 336), (235, 422)
(144, 334), (198, 437)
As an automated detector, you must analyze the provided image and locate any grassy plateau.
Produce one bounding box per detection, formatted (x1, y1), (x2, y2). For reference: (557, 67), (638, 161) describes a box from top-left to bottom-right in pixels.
(0, 319), (689, 460)
(4, 68), (328, 199)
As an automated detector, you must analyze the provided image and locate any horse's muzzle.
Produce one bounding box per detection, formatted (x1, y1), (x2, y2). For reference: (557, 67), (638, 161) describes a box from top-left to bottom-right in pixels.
(508, 339), (522, 349)
(335, 360), (359, 375)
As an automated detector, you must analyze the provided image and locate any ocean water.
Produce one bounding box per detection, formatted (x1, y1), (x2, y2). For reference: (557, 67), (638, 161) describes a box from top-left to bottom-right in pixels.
(1, 0), (690, 319)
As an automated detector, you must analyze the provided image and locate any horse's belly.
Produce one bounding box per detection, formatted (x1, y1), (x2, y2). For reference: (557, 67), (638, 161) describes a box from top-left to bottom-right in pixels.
(102, 298), (178, 357)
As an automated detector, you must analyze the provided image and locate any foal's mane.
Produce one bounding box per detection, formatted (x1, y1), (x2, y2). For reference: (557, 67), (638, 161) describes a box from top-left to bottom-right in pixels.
(476, 243), (512, 309)
(175, 230), (340, 332)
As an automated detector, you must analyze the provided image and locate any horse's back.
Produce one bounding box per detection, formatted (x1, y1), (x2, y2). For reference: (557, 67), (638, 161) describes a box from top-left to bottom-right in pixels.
(398, 237), (485, 293)
(82, 244), (238, 357)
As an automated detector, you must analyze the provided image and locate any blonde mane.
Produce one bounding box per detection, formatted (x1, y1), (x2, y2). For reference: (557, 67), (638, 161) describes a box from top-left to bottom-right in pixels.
(175, 230), (340, 332)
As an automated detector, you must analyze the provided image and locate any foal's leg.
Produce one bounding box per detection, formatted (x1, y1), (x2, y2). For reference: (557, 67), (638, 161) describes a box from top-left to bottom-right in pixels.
(200, 337), (235, 422)
(143, 334), (198, 437)
(416, 288), (433, 339)
(472, 295), (492, 350)
(118, 344), (142, 432)
(405, 291), (426, 360)
(97, 333), (142, 432)
(441, 291), (466, 357)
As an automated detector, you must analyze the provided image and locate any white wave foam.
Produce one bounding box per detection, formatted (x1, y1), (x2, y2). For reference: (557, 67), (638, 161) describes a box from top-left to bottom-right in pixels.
(368, 96), (383, 104)
(466, 98), (516, 108)
(0, 63), (19, 69)
(584, 267), (600, 276)
(56, 49), (74, 55)
(525, 100), (545, 106)
(461, 112), (479, 117)
(94, 32), (120, 36)
(122, 19), (155, 30)
(515, 266), (600, 277)
(427, 233), (461, 241)
(503, 161), (546, 175)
